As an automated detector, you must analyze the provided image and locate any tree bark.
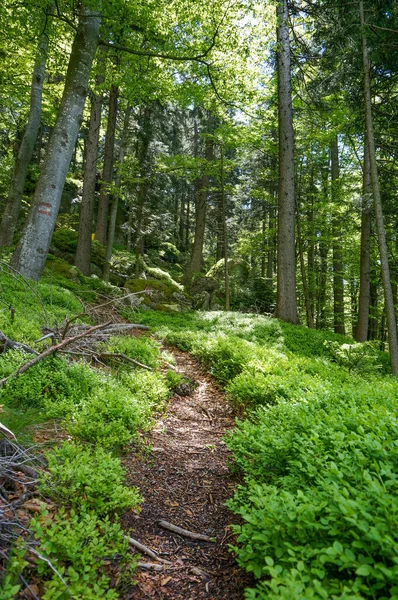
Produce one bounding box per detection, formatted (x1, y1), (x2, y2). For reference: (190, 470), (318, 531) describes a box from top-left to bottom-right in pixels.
(355, 134), (372, 341)
(220, 143), (230, 310)
(360, 0), (398, 374)
(0, 10), (51, 246)
(134, 106), (152, 276)
(75, 58), (104, 275)
(275, 0), (298, 324)
(95, 83), (119, 244)
(103, 104), (131, 281)
(11, 4), (100, 280)
(331, 136), (345, 335)
(186, 136), (213, 281)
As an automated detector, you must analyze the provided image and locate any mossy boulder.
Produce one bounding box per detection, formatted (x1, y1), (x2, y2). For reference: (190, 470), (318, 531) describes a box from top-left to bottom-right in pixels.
(50, 228), (105, 269)
(206, 258), (250, 281)
(125, 277), (191, 311)
(44, 255), (80, 281)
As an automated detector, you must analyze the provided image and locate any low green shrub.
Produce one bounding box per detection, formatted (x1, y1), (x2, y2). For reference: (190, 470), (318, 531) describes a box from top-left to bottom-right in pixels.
(105, 335), (160, 369)
(226, 377), (398, 598)
(71, 371), (168, 448)
(0, 353), (96, 413)
(40, 442), (141, 516)
(30, 508), (134, 600)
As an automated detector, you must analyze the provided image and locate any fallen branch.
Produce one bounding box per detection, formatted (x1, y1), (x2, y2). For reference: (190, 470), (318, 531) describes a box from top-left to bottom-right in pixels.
(0, 321), (111, 388)
(89, 290), (150, 312)
(158, 520), (214, 542)
(100, 353), (153, 371)
(0, 330), (38, 355)
(0, 422), (16, 439)
(61, 312), (88, 340)
(137, 562), (165, 571)
(126, 536), (172, 564)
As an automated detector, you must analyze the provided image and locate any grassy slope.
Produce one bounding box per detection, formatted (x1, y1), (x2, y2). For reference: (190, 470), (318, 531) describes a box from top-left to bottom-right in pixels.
(136, 310), (398, 600)
(0, 271), (171, 599)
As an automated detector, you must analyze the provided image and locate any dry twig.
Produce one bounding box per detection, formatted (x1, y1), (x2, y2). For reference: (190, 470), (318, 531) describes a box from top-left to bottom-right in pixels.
(158, 520), (214, 542)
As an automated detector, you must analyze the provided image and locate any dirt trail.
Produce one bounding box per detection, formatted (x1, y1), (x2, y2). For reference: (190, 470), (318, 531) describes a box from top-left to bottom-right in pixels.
(121, 348), (251, 599)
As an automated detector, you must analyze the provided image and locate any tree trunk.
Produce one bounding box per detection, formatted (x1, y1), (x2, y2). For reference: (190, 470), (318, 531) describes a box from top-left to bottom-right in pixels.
(220, 143), (230, 310)
(103, 104), (131, 281)
(297, 202), (314, 328)
(360, 0), (398, 374)
(134, 106), (152, 276)
(11, 5), (100, 280)
(75, 61), (104, 275)
(186, 137), (213, 281)
(275, 0), (298, 324)
(95, 83), (119, 244)
(355, 134), (372, 341)
(0, 11), (50, 246)
(331, 136), (345, 335)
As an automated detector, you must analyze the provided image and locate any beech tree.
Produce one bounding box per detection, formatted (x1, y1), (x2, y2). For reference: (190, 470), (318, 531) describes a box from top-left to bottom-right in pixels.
(11, 3), (100, 280)
(275, 0), (298, 324)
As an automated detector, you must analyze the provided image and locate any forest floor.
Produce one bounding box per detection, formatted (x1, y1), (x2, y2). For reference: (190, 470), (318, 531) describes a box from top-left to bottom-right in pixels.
(121, 347), (251, 600)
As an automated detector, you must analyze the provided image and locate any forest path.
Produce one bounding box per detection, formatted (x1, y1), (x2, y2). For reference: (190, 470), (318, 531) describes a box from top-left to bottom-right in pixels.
(121, 348), (250, 600)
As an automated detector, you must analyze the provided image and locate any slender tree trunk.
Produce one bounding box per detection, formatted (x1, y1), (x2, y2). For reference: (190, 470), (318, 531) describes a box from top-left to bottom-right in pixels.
(103, 104), (131, 281)
(220, 143), (230, 310)
(297, 203), (314, 328)
(275, 0), (298, 323)
(11, 5), (100, 280)
(0, 11), (51, 246)
(134, 106), (152, 276)
(267, 198), (276, 280)
(185, 193), (190, 250)
(216, 189), (224, 262)
(368, 267), (379, 340)
(331, 136), (345, 335)
(360, 0), (398, 374)
(75, 61), (104, 275)
(178, 192), (185, 250)
(95, 84), (119, 244)
(317, 237), (328, 329)
(186, 128), (213, 282)
(355, 135), (372, 341)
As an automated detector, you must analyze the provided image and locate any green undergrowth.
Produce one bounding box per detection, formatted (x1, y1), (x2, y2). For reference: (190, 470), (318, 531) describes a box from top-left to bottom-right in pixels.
(136, 309), (398, 599)
(0, 271), (171, 598)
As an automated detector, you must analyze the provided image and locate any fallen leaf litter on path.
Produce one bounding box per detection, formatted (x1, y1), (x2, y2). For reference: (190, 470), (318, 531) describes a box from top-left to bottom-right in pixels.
(121, 349), (251, 599)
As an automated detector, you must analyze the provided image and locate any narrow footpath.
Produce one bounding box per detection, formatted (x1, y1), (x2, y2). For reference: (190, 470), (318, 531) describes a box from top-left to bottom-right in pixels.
(121, 348), (251, 599)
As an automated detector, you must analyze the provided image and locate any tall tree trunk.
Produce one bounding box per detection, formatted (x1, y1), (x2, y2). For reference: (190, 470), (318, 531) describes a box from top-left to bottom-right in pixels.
(134, 106), (152, 276)
(317, 236), (328, 329)
(178, 192), (185, 251)
(331, 136), (345, 335)
(75, 61), (104, 275)
(0, 10), (51, 246)
(95, 83), (119, 244)
(360, 0), (398, 374)
(103, 104), (131, 281)
(186, 137), (213, 281)
(355, 134), (372, 341)
(297, 203), (314, 328)
(275, 0), (298, 324)
(220, 143), (230, 310)
(11, 5), (100, 280)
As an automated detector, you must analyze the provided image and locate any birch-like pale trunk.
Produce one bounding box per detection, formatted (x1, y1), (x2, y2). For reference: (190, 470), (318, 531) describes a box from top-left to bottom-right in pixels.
(355, 134), (372, 342)
(360, 0), (398, 374)
(275, 0), (298, 324)
(103, 104), (131, 281)
(11, 5), (100, 280)
(95, 84), (118, 245)
(75, 60), (104, 275)
(0, 10), (51, 246)
(331, 136), (345, 335)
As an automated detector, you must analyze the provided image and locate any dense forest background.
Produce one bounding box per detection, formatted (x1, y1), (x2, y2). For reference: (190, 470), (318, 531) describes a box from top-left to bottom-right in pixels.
(1, 0), (398, 356)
